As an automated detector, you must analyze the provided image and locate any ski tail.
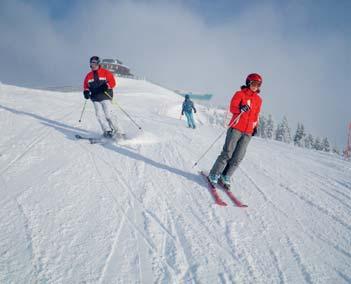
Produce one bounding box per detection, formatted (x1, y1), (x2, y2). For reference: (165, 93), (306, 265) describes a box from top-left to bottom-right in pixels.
(225, 191), (247, 207)
(218, 180), (247, 208)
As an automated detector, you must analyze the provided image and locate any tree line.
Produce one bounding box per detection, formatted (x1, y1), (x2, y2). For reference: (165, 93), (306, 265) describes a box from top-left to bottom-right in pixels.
(256, 114), (340, 154)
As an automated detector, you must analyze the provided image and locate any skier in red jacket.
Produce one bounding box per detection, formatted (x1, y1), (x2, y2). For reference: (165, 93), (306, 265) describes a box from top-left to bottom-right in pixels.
(208, 73), (263, 188)
(83, 56), (117, 138)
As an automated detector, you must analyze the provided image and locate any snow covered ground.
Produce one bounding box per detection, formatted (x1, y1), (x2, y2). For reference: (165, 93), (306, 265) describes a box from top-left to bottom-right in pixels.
(0, 78), (350, 283)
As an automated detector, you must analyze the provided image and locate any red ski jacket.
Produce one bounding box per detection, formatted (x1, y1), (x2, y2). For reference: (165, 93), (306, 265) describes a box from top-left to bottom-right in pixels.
(83, 67), (116, 102)
(228, 87), (262, 135)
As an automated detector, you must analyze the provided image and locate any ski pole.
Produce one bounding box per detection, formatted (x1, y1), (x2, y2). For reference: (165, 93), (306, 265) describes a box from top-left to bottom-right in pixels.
(78, 100), (88, 123)
(192, 112), (244, 168)
(104, 91), (142, 130)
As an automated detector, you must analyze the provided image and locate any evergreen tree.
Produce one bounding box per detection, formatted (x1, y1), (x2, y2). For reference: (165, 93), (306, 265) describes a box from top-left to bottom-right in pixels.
(294, 123), (300, 146)
(275, 122), (283, 142)
(299, 124), (306, 145)
(258, 115), (267, 138)
(276, 116), (292, 143)
(294, 123), (306, 147)
(266, 114), (274, 139)
(313, 137), (323, 151)
(322, 137), (330, 152)
(294, 122), (301, 146)
(332, 145), (340, 155)
(304, 134), (314, 149)
(282, 116), (292, 143)
(301, 124), (306, 134)
(294, 123), (301, 146)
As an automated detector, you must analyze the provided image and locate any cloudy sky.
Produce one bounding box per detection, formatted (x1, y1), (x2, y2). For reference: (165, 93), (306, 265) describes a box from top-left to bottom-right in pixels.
(0, 0), (350, 148)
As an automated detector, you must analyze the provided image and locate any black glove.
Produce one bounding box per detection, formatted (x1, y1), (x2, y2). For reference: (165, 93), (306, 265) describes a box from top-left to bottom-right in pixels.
(83, 90), (90, 99)
(194, 109), (197, 113)
(181, 111), (184, 115)
(106, 88), (113, 98)
(240, 104), (250, 112)
(252, 127), (257, 136)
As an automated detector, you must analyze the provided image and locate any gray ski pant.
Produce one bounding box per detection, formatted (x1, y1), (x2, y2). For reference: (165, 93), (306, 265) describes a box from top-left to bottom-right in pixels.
(209, 128), (251, 177)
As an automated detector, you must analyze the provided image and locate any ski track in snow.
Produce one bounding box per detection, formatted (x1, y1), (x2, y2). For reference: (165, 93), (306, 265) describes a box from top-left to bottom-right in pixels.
(80, 142), (180, 282)
(14, 199), (40, 283)
(97, 206), (128, 284)
(238, 165), (316, 282)
(241, 143), (351, 283)
(1, 79), (350, 283)
(0, 110), (74, 176)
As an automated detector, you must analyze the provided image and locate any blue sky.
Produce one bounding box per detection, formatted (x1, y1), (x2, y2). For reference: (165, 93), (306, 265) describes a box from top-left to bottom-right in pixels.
(1, 0), (350, 148)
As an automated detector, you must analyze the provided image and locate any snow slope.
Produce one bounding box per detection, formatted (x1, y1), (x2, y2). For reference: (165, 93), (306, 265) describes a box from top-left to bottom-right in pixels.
(0, 78), (350, 283)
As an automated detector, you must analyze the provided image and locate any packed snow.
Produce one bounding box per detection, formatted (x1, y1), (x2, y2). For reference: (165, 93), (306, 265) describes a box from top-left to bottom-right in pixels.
(0, 78), (350, 283)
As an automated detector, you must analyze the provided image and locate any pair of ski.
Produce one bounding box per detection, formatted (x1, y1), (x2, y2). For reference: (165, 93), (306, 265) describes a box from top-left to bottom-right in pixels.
(75, 133), (126, 144)
(75, 134), (104, 144)
(200, 171), (247, 208)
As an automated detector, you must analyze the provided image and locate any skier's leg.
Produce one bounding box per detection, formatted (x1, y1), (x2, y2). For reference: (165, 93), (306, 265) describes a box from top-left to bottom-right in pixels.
(222, 133), (251, 177)
(93, 101), (110, 132)
(209, 128), (241, 176)
(101, 100), (118, 132)
(185, 112), (191, 127)
(189, 112), (196, 128)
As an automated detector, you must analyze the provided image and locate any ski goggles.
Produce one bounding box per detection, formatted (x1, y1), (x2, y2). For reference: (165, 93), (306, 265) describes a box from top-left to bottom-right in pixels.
(90, 61), (99, 67)
(249, 81), (262, 87)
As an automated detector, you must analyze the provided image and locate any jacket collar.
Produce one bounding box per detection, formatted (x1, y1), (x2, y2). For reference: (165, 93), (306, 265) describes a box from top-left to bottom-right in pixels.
(242, 86), (258, 96)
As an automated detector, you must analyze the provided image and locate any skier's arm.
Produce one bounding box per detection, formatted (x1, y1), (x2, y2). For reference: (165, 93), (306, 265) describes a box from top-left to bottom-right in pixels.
(229, 91), (243, 115)
(83, 74), (91, 99)
(83, 74), (90, 91)
(192, 102), (197, 113)
(106, 70), (116, 89)
(181, 102), (185, 115)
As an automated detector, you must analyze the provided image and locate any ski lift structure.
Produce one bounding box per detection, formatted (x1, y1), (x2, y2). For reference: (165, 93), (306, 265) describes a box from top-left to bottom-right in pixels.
(101, 58), (134, 78)
(174, 90), (213, 101)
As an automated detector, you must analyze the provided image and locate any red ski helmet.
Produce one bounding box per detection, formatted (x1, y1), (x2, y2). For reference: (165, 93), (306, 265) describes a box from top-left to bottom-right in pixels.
(246, 73), (262, 86)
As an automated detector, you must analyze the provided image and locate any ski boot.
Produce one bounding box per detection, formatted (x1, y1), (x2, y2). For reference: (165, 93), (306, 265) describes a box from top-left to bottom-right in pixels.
(208, 174), (220, 185)
(219, 175), (231, 190)
(103, 130), (114, 138)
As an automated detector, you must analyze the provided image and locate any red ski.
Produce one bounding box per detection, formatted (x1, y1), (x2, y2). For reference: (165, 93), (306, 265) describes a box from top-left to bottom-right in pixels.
(200, 171), (227, 206)
(218, 180), (248, 208)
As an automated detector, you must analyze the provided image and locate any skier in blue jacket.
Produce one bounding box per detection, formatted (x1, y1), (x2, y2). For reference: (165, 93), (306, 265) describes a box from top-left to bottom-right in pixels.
(181, 94), (197, 129)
